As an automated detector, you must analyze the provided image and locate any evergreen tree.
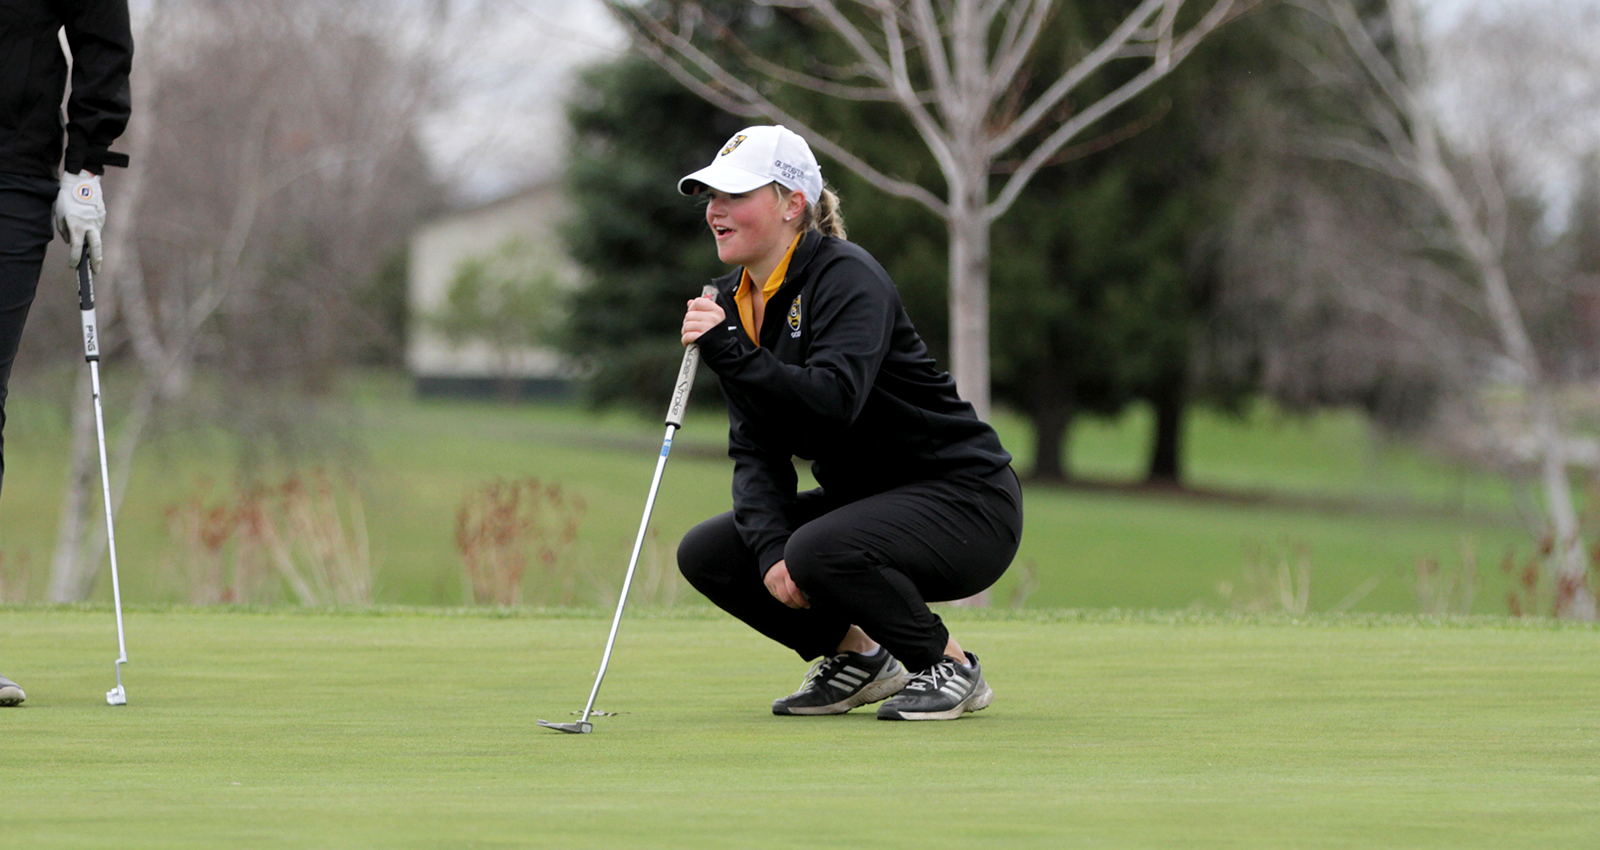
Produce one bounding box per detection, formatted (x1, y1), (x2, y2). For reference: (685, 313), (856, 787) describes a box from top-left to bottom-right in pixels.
(561, 57), (745, 414)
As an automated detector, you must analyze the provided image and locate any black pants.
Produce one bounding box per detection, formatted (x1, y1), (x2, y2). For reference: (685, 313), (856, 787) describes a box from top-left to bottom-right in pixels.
(678, 465), (1023, 671)
(0, 173), (58, 498)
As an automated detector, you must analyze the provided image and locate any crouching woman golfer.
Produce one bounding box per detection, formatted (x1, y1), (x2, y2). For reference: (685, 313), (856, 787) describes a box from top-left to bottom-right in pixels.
(676, 126), (1023, 721)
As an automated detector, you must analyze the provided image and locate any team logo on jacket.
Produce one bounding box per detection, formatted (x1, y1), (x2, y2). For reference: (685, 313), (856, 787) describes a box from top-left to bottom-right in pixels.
(788, 294), (802, 335)
(721, 135), (748, 156)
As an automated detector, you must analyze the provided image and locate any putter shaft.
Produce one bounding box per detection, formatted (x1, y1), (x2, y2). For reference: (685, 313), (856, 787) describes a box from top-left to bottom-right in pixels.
(541, 285), (716, 734)
(574, 422), (677, 727)
(79, 251), (128, 706)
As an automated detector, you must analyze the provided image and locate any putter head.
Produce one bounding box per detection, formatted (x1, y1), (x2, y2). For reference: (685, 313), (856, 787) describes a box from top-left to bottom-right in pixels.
(107, 657), (127, 706)
(537, 719), (592, 734)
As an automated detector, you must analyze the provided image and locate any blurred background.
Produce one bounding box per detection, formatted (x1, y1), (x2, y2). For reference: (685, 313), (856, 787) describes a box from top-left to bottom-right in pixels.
(1, 0), (1596, 618)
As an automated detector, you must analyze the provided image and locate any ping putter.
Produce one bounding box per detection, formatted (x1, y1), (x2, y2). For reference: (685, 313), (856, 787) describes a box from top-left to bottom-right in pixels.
(78, 248), (129, 706)
(538, 284), (718, 735)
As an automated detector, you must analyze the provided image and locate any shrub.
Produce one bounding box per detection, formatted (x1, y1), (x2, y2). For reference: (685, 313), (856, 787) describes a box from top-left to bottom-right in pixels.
(162, 471), (373, 605)
(454, 478), (587, 606)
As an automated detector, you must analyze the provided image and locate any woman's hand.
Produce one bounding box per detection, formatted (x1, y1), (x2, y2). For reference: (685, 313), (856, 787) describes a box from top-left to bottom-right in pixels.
(763, 560), (810, 609)
(681, 296), (727, 346)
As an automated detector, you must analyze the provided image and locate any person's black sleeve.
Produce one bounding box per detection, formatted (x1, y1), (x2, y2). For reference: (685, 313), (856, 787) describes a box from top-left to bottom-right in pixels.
(61, 0), (134, 174)
(727, 414), (799, 577)
(695, 255), (895, 436)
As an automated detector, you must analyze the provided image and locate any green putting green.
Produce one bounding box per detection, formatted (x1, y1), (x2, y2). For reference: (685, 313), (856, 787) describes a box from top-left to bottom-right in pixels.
(3, 607), (1597, 848)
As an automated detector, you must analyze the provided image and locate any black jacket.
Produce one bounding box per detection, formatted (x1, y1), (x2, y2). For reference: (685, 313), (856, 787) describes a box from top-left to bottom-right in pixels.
(695, 230), (1012, 575)
(1, 0), (133, 178)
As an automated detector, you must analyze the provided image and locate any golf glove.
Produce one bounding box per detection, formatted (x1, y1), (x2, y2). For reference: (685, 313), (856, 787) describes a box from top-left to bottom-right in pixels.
(55, 170), (107, 272)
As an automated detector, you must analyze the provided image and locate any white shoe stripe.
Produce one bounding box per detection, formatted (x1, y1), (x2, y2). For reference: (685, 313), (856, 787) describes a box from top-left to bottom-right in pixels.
(940, 682), (970, 699)
(842, 666), (868, 678)
(834, 673), (863, 687)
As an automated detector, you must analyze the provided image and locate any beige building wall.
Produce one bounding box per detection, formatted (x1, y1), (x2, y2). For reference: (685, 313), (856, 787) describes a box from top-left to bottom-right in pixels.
(406, 183), (580, 385)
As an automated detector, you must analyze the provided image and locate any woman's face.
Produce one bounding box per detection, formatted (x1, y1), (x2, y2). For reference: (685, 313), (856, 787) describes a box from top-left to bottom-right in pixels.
(705, 186), (798, 268)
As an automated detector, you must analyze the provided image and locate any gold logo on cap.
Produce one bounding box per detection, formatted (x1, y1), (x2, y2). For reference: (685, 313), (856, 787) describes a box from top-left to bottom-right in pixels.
(721, 135), (748, 156)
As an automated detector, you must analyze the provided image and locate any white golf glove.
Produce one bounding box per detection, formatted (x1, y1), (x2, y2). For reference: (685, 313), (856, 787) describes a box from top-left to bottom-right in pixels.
(55, 170), (107, 272)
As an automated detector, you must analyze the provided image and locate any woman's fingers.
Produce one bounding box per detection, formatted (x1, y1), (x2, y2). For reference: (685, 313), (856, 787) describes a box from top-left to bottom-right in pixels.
(764, 561), (810, 609)
(782, 573), (809, 608)
(681, 296), (726, 345)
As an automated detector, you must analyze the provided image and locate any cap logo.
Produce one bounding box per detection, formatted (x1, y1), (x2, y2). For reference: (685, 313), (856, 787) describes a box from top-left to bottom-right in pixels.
(774, 159), (804, 185)
(720, 135), (748, 156)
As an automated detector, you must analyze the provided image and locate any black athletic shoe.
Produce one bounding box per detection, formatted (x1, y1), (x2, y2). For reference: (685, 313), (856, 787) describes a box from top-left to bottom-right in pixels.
(0, 674), (24, 707)
(772, 649), (910, 715)
(876, 652), (992, 721)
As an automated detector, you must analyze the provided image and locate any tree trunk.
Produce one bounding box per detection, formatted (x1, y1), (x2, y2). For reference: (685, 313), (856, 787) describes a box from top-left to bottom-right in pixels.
(1423, 147), (1594, 617)
(1030, 407), (1071, 483)
(48, 377), (97, 601)
(947, 188), (991, 422)
(1146, 370), (1186, 486)
(1532, 387), (1595, 618)
(1030, 364), (1073, 482)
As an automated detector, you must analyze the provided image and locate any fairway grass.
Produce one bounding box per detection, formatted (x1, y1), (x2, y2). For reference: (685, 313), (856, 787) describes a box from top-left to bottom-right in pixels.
(3, 607), (1597, 848)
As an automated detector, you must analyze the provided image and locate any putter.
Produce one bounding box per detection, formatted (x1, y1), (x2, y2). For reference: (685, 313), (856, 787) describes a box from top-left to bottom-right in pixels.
(78, 248), (129, 706)
(538, 284), (718, 735)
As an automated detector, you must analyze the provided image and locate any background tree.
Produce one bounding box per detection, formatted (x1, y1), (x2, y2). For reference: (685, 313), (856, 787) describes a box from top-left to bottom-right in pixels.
(47, 0), (451, 600)
(1307, 0), (1597, 617)
(604, 0), (1252, 422)
(986, 0), (1282, 483)
(1206, 0), (1600, 616)
(561, 57), (745, 415)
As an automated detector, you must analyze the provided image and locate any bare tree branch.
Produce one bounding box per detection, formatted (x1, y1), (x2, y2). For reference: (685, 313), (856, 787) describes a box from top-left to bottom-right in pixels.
(907, 0), (959, 117)
(990, 98), (1170, 173)
(1310, 0), (1409, 115)
(614, 5), (950, 213)
(989, 2), (1235, 219)
(730, 44), (902, 102)
(988, 1), (1052, 102)
(1294, 135), (1422, 186)
(987, 0), (1169, 157)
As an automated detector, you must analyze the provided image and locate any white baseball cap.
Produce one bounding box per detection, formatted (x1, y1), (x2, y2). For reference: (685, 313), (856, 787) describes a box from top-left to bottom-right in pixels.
(678, 125), (824, 207)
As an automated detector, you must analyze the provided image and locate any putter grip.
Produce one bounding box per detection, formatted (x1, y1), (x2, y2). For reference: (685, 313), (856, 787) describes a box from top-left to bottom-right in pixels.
(78, 250), (99, 361)
(78, 249), (94, 310)
(666, 284), (720, 428)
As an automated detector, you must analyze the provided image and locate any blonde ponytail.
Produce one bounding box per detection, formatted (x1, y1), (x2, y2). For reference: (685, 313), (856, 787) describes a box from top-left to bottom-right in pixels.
(771, 182), (847, 239)
(800, 187), (846, 239)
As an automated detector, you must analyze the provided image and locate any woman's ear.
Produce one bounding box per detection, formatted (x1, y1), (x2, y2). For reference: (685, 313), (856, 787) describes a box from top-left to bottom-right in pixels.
(785, 190), (807, 223)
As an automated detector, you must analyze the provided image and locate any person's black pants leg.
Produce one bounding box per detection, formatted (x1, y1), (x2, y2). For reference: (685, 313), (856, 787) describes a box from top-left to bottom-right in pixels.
(677, 466), (1023, 672)
(0, 173), (60, 498)
(678, 505), (855, 661)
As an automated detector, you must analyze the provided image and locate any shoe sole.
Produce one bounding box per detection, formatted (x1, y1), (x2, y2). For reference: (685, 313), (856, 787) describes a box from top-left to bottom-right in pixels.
(0, 686), (24, 707)
(773, 668), (911, 716)
(877, 680), (993, 721)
